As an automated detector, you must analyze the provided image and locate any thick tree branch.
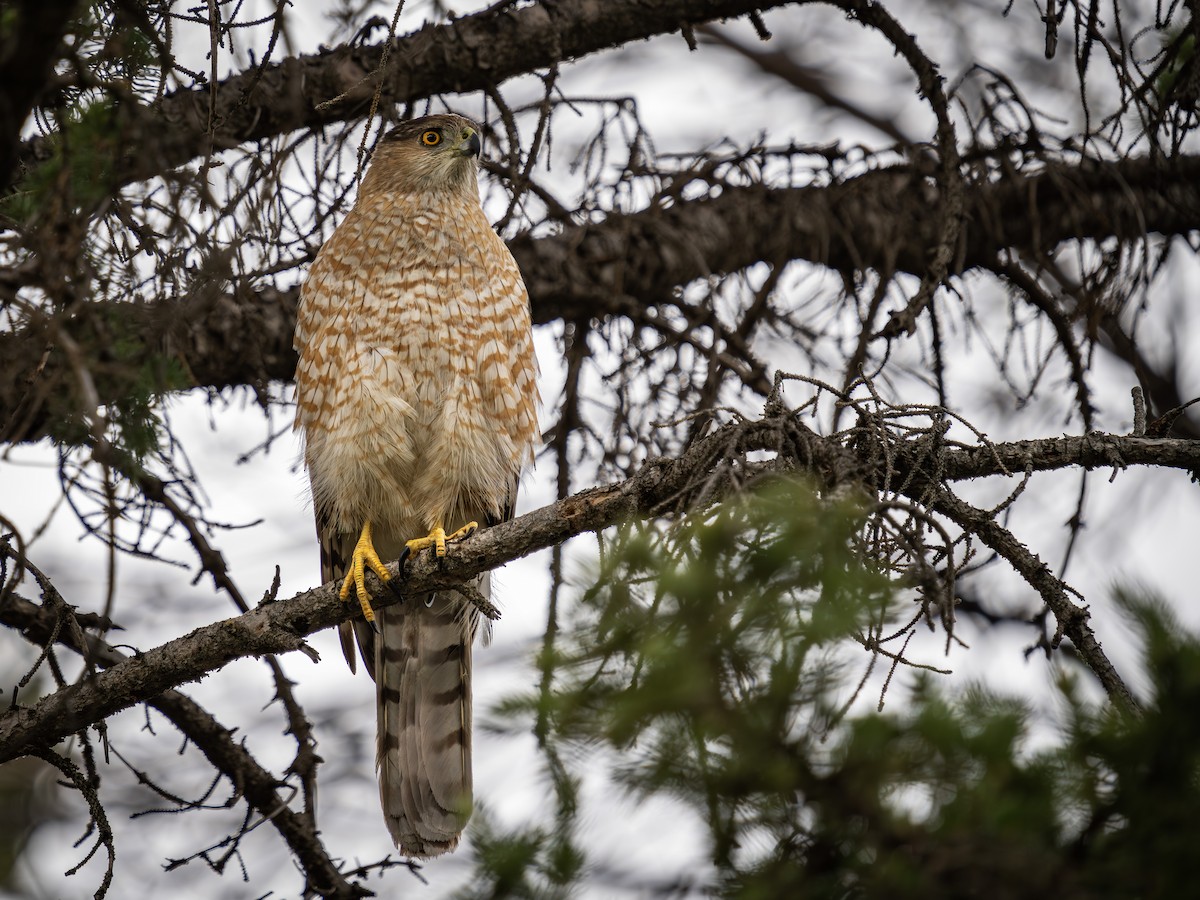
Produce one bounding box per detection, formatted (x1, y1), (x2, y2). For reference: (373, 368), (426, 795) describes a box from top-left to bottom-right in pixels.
(12, 0), (795, 195)
(4, 152), (1198, 443)
(3, 420), (1195, 758)
(925, 432), (1200, 481)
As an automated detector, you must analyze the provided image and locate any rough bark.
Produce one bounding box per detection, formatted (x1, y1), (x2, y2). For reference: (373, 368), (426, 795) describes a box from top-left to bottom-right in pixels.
(5, 421), (1196, 760)
(12, 0), (796, 197)
(3, 152), (1198, 442)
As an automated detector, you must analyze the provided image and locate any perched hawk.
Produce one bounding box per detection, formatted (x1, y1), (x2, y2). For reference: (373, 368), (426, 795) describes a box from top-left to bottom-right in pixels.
(294, 114), (539, 857)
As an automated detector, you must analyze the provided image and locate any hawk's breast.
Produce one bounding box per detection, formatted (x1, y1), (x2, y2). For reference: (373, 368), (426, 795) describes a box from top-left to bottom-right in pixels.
(295, 191), (538, 534)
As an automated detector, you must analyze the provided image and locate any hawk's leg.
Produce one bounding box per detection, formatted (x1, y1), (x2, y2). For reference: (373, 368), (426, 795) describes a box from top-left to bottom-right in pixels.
(403, 521), (478, 559)
(339, 520), (391, 624)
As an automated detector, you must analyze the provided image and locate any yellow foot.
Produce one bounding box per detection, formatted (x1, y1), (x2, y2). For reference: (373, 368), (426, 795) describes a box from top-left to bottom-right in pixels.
(403, 522), (478, 560)
(338, 521), (391, 625)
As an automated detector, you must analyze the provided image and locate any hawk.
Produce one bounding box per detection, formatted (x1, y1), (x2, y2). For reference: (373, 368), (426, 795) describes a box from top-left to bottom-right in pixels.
(294, 113), (539, 857)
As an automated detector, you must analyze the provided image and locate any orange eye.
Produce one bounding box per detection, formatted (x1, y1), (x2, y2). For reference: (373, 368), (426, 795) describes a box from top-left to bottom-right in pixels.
(420, 130), (441, 146)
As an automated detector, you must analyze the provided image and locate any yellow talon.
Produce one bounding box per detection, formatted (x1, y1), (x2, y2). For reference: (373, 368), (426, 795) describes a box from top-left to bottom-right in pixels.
(404, 521), (478, 559)
(339, 521), (391, 624)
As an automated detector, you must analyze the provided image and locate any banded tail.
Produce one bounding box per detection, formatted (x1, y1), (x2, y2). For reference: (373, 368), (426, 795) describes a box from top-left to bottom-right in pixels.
(322, 525), (480, 857)
(375, 589), (476, 855)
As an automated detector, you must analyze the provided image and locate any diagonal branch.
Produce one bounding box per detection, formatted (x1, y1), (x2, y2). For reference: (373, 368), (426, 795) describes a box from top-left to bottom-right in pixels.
(0, 414), (802, 763)
(4, 418), (1196, 759)
(926, 488), (1137, 707)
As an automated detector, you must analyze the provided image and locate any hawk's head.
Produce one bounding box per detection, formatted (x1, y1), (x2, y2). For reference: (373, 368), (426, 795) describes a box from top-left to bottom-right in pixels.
(366, 113), (483, 195)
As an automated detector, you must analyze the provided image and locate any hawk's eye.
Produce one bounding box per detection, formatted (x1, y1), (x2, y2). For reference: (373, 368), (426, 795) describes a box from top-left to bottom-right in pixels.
(420, 130), (442, 146)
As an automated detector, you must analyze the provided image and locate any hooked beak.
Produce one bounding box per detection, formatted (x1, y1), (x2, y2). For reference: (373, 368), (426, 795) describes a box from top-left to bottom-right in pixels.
(458, 128), (482, 158)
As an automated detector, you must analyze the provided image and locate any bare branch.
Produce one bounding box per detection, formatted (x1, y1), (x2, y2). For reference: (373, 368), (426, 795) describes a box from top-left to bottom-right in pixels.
(4, 151), (1198, 443)
(4, 417), (1193, 758)
(0, 581), (370, 898)
(928, 488), (1139, 709)
(698, 25), (914, 145)
(12, 0), (798, 200)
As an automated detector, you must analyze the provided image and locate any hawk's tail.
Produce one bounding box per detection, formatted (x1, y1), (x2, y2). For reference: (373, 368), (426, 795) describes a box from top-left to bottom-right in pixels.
(375, 585), (478, 857)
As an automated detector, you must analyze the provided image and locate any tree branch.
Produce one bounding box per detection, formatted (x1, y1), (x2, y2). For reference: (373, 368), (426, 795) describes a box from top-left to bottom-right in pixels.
(927, 487), (1140, 710)
(4, 418), (1194, 758)
(4, 152), (1198, 443)
(12, 0), (796, 196)
(698, 24), (914, 145)
(0, 413), (792, 762)
(925, 432), (1200, 481)
(0, 582), (370, 898)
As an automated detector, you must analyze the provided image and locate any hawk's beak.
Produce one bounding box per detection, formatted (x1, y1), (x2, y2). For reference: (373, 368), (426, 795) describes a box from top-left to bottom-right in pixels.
(458, 129), (482, 158)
